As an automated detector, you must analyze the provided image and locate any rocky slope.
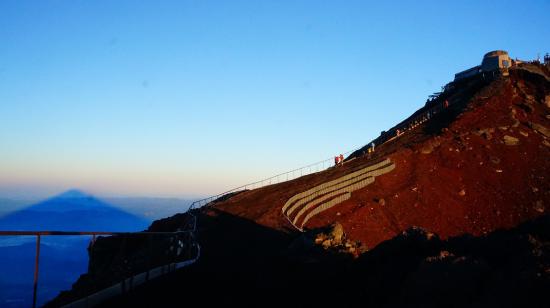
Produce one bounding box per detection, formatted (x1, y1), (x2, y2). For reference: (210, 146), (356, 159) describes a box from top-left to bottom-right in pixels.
(50, 63), (550, 307)
(198, 63), (550, 249)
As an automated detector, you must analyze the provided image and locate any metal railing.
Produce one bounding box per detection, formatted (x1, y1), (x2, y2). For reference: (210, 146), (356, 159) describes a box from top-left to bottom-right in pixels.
(186, 97), (453, 211)
(187, 148), (361, 209)
(0, 218), (198, 308)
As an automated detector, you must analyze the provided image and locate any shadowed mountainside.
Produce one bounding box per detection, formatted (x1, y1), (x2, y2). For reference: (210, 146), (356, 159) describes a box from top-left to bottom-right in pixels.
(52, 211), (550, 307)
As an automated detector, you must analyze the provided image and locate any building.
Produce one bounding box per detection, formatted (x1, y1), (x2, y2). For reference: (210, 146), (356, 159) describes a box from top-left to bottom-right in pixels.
(455, 50), (512, 81)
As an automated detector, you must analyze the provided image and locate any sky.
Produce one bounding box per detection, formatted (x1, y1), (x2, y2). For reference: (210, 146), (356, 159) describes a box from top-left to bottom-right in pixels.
(1, 0), (549, 200)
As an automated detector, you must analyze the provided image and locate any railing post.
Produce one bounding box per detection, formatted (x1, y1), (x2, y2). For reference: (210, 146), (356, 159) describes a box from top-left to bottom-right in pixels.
(33, 234), (41, 308)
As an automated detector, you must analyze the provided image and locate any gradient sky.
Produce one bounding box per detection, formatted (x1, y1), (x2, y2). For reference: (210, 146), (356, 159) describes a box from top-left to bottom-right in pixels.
(1, 0), (549, 199)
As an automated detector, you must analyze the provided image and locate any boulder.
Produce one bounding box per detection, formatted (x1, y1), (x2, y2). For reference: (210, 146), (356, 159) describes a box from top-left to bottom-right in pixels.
(420, 139), (441, 154)
(475, 128), (494, 140)
(330, 222), (345, 244)
(534, 201), (545, 213)
(322, 239), (333, 249)
(529, 122), (550, 138)
(503, 135), (520, 146)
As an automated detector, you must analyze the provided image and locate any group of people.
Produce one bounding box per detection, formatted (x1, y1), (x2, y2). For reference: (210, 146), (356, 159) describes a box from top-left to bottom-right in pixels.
(334, 154), (344, 166)
(367, 142), (375, 154)
(344, 98), (450, 164)
(396, 99), (450, 138)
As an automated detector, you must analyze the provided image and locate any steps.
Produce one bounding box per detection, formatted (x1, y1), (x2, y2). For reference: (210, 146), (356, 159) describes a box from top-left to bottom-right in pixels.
(282, 158), (395, 230)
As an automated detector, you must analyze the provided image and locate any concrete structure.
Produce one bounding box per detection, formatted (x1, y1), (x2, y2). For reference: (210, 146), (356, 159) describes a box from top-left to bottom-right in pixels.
(282, 159), (395, 231)
(481, 50), (511, 72)
(455, 50), (512, 81)
(454, 65), (482, 81)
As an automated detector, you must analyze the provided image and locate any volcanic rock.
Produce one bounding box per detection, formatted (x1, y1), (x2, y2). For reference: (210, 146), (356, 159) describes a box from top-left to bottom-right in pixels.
(503, 135), (520, 145)
(330, 222), (345, 244)
(529, 122), (550, 138)
(534, 201), (545, 213)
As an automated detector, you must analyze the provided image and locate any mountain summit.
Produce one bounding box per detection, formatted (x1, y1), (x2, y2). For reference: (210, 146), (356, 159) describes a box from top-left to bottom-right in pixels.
(55, 189), (93, 199)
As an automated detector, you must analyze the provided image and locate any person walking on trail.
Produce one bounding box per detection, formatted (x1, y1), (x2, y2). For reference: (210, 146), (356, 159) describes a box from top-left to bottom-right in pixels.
(339, 154), (344, 165)
(444, 100), (449, 108)
(334, 156), (339, 166)
(371, 142), (375, 153)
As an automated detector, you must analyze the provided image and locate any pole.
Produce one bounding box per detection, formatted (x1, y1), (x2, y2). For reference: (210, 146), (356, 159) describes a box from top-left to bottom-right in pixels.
(33, 234), (41, 308)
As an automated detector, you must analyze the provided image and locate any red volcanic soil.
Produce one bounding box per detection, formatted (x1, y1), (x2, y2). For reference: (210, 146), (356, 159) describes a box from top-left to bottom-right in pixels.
(209, 66), (550, 249)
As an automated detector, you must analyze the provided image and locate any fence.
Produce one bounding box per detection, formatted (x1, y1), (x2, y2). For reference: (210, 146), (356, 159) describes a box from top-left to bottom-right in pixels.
(0, 213), (198, 308)
(186, 95), (456, 211)
(187, 147), (361, 209)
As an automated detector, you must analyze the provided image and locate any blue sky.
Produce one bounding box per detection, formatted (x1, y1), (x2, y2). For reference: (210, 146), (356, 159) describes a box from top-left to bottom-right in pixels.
(1, 0), (549, 199)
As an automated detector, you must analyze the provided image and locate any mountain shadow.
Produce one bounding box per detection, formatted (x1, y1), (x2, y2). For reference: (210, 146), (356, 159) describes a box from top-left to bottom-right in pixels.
(0, 189), (150, 232)
(0, 189), (150, 307)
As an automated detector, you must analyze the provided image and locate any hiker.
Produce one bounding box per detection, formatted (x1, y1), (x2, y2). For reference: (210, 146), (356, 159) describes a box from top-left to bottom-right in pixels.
(444, 100), (449, 108)
(371, 142), (375, 152)
(334, 156), (339, 166)
(339, 154), (344, 165)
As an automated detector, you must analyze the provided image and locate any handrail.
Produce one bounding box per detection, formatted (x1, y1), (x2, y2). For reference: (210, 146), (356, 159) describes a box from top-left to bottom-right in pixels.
(187, 91), (459, 211)
(63, 212), (199, 308)
(187, 147), (363, 209)
(0, 214), (199, 308)
(0, 230), (193, 236)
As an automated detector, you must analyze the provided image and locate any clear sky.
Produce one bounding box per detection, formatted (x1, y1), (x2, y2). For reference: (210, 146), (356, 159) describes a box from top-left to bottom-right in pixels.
(1, 0), (549, 199)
